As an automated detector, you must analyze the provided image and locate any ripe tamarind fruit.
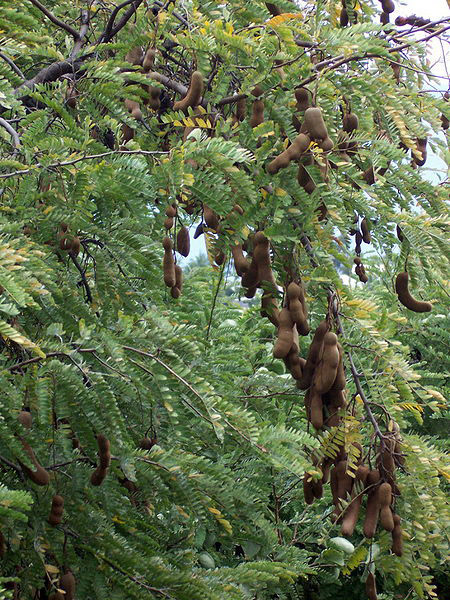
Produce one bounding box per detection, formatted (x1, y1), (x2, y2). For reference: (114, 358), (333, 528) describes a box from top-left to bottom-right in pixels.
(203, 205), (219, 231)
(379, 482), (394, 532)
(253, 232), (276, 286)
(261, 293), (280, 327)
(363, 469), (381, 537)
(363, 165), (375, 185)
(235, 97), (247, 123)
(413, 138), (427, 166)
(312, 478), (323, 499)
(303, 474), (314, 505)
(341, 464), (369, 536)
(125, 47), (143, 66)
(361, 218), (371, 244)
(285, 350), (305, 380)
(60, 571), (76, 600)
(297, 320), (329, 389)
(19, 439), (50, 486)
(173, 71), (204, 112)
(48, 495), (64, 527)
(124, 99), (143, 121)
(391, 513), (403, 556)
(139, 437), (157, 450)
(251, 85), (264, 98)
(90, 434), (111, 486)
(343, 113), (359, 133)
(193, 222), (204, 239)
(441, 91), (449, 130)
(231, 243), (250, 276)
(309, 388), (323, 430)
(250, 99), (264, 128)
(340, 7), (349, 27)
(267, 133), (310, 175)
(395, 271), (432, 312)
(69, 236), (80, 257)
(143, 48), (156, 72)
(295, 88), (310, 111)
(304, 107), (328, 141)
(355, 261), (368, 283)
(319, 136), (333, 152)
(273, 308), (294, 359)
(176, 226), (190, 257)
(171, 264), (183, 299)
(18, 409), (32, 429)
(162, 237), (176, 288)
(381, 0), (395, 14)
(331, 460), (353, 521)
(147, 86), (161, 110)
(329, 343), (345, 391)
(287, 282), (309, 335)
(313, 332), (340, 394)
(365, 573), (377, 600)
(380, 11), (389, 25)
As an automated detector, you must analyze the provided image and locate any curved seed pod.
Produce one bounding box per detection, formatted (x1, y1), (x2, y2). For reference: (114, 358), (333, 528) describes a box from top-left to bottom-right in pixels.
(147, 85), (161, 110)
(379, 482), (394, 531)
(309, 388), (323, 430)
(250, 99), (264, 128)
(231, 244), (249, 276)
(303, 474), (314, 505)
(313, 332), (340, 394)
(139, 437), (157, 450)
(273, 308), (294, 359)
(294, 87), (310, 111)
(176, 226), (190, 257)
(413, 138), (427, 166)
(235, 97), (247, 122)
(287, 282), (309, 335)
(297, 320), (329, 389)
(395, 272), (432, 313)
(341, 465), (369, 536)
(241, 256), (259, 289)
(48, 494), (64, 527)
(363, 165), (375, 185)
(382, 0), (395, 14)
(340, 7), (349, 27)
(285, 350), (304, 380)
(165, 205), (177, 218)
(18, 409), (32, 429)
(90, 434), (110, 486)
(19, 440), (50, 486)
(311, 478), (323, 499)
(69, 236), (80, 257)
(331, 460), (353, 522)
(214, 249), (225, 266)
(162, 237), (176, 288)
(193, 222), (204, 239)
(171, 264), (183, 299)
(396, 225), (404, 242)
(251, 85), (264, 97)
(361, 218), (371, 243)
(365, 573), (377, 600)
(297, 157), (316, 194)
(363, 469), (381, 537)
(261, 293), (280, 327)
(173, 71), (203, 112)
(203, 205), (219, 231)
(125, 46), (143, 66)
(355, 262), (368, 283)
(329, 343), (345, 391)
(380, 11), (389, 25)
(164, 217), (173, 230)
(394, 439), (405, 466)
(343, 113), (359, 133)
(267, 133), (310, 175)
(143, 48), (156, 72)
(391, 513), (403, 556)
(253, 232), (276, 286)
(124, 99), (142, 121)
(304, 107), (328, 141)
(60, 571), (76, 600)
(441, 91), (449, 130)
(319, 136), (333, 151)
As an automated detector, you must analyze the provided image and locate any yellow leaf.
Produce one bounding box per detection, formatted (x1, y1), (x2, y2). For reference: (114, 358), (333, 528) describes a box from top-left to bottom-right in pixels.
(217, 518), (233, 534)
(112, 515), (125, 524)
(267, 13), (303, 27)
(208, 507), (221, 515)
(45, 564), (60, 574)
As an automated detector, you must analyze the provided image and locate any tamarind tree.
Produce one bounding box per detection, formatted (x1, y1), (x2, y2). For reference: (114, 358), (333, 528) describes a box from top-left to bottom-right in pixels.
(0, 1), (449, 599)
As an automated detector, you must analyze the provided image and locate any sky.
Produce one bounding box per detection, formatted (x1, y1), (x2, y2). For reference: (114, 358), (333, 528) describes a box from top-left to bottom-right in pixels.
(184, 0), (449, 264)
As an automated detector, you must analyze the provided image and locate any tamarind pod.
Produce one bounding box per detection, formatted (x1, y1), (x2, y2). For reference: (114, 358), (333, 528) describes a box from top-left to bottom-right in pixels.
(395, 224), (404, 242)
(391, 513), (403, 556)
(325, 411), (341, 428)
(122, 124), (135, 143)
(203, 205), (219, 231)
(297, 320), (328, 389)
(413, 138), (427, 166)
(323, 388), (346, 410)
(143, 48), (156, 72)
(309, 389), (323, 430)
(261, 293), (280, 327)
(233, 97), (247, 123)
(288, 297), (309, 335)
(49, 593), (65, 600)
(147, 86), (161, 110)
(340, 465), (369, 536)
(330, 463), (340, 506)
(312, 479), (323, 499)
(294, 87), (310, 111)
(355, 230), (363, 255)
(165, 205), (177, 217)
(193, 222), (204, 239)
(121, 478), (138, 494)
(125, 47), (143, 66)
(340, 8), (349, 27)
(292, 113), (302, 132)
(380, 505), (394, 532)
(343, 113), (359, 133)
(304, 107), (328, 141)
(363, 470), (381, 537)
(303, 474), (314, 505)
(231, 244), (250, 276)
(319, 136), (333, 151)
(233, 203), (244, 215)
(139, 437), (157, 450)
(395, 272), (432, 313)
(164, 216), (173, 230)
(48, 494), (64, 526)
(124, 99), (142, 120)
(285, 350), (303, 379)
(214, 250), (225, 266)
(273, 308), (294, 359)
(329, 343), (345, 392)
(251, 85), (264, 97)
(365, 573), (377, 600)
(291, 323), (299, 353)
(18, 410), (32, 429)
(297, 163), (316, 194)
(394, 440), (405, 466)
(380, 11), (389, 25)
(313, 332), (340, 394)
(173, 71), (204, 112)
(253, 233), (276, 286)
(361, 218), (371, 243)
(382, 0), (395, 14)
(174, 264), (183, 292)
(59, 235), (72, 251)
(19, 440), (50, 486)
(250, 99), (264, 128)
(336, 461), (354, 503)
(241, 258), (259, 289)
(244, 285), (258, 298)
(60, 571), (76, 600)
(321, 459), (332, 484)
(267, 133), (311, 174)
(162, 237), (176, 288)
(176, 226), (190, 257)
(363, 166), (375, 185)
(69, 236), (80, 257)
(355, 263), (368, 283)
(96, 434), (111, 470)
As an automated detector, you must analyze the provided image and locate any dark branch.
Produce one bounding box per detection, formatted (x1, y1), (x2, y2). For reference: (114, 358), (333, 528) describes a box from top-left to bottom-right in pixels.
(100, 0), (145, 44)
(28, 0), (80, 40)
(70, 253), (93, 303)
(0, 51), (25, 79)
(0, 118), (21, 149)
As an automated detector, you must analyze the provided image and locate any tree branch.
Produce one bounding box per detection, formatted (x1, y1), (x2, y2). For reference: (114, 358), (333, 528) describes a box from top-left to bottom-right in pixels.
(0, 51), (25, 79)
(100, 0), (145, 43)
(0, 117), (21, 149)
(70, 9), (90, 60)
(28, 0), (80, 40)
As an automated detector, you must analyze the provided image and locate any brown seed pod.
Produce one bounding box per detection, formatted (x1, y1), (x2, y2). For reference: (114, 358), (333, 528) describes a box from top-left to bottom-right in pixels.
(303, 474), (314, 505)
(231, 244), (250, 277)
(362, 165), (375, 185)
(313, 332), (340, 394)
(59, 234), (72, 251)
(395, 272), (432, 313)
(139, 437), (157, 450)
(294, 88), (310, 111)
(90, 434), (110, 486)
(391, 513), (403, 556)
(309, 388), (323, 430)
(287, 282), (309, 335)
(365, 573), (377, 600)
(253, 232), (276, 287)
(413, 138), (427, 166)
(361, 218), (371, 243)
(297, 156), (316, 194)
(343, 113), (359, 133)
(396, 224), (404, 242)
(162, 237), (176, 288)
(380, 11), (390, 25)
(341, 464), (369, 536)
(19, 440), (50, 486)
(214, 249), (225, 266)
(355, 262), (368, 283)
(173, 71), (204, 112)
(331, 460), (354, 522)
(124, 99), (143, 121)
(193, 222), (204, 239)
(303, 107), (328, 141)
(379, 483), (394, 532)
(261, 292), (280, 327)
(176, 226), (190, 257)
(329, 343), (345, 391)
(251, 85), (264, 97)
(18, 409), (32, 429)
(340, 7), (349, 27)
(273, 308), (294, 359)
(173, 264), (183, 295)
(441, 91), (449, 130)
(363, 469), (381, 537)
(319, 136), (333, 152)
(60, 571), (76, 600)
(69, 236), (80, 257)
(125, 46), (143, 66)
(203, 205), (219, 231)
(143, 48), (156, 72)
(382, 0), (395, 14)
(285, 349), (304, 380)
(250, 99), (264, 128)
(297, 320), (329, 390)
(147, 85), (161, 110)
(311, 478), (323, 499)
(233, 97), (247, 124)
(165, 205), (177, 218)
(48, 495), (64, 527)
(267, 133), (310, 175)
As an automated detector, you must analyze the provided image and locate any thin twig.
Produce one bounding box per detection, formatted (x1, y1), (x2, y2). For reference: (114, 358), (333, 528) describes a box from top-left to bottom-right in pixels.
(28, 0), (80, 40)
(69, 253), (93, 303)
(206, 262), (225, 340)
(0, 51), (25, 79)
(0, 454), (22, 473)
(0, 118), (21, 149)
